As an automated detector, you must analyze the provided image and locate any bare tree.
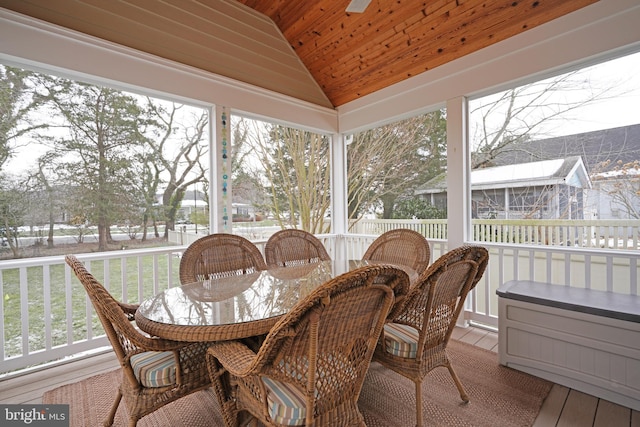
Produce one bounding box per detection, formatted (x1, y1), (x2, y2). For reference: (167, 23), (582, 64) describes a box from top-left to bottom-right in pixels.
(26, 153), (63, 248)
(593, 160), (640, 219)
(144, 100), (209, 238)
(470, 70), (621, 169)
(0, 65), (48, 173)
(240, 119), (331, 233)
(231, 118), (268, 212)
(0, 176), (26, 257)
(347, 110), (446, 220)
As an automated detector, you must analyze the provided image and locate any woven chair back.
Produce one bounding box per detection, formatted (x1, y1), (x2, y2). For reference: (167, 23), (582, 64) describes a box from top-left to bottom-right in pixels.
(264, 229), (331, 268)
(66, 254), (212, 427)
(245, 265), (410, 425)
(372, 245), (488, 427)
(179, 233), (266, 284)
(397, 245), (489, 351)
(362, 228), (431, 275)
(65, 255), (140, 366)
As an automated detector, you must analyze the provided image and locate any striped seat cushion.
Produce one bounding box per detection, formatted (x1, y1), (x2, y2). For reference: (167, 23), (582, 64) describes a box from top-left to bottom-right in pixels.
(383, 323), (419, 358)
(129, 351), (176, 388)
(262, 377), (306, 426)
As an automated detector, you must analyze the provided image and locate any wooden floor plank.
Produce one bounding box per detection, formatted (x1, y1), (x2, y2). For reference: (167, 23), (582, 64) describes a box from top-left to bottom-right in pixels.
(450, 325), (471, 341)
(475, 330), (499, 351)
(632, 409), (640, 427)
(0, 352), (119, 404)
(594, 399), (631, 427)
(455, 326), (490, 346)
(557, 390), (598, 427)
(26, 361), (119, 404)
(533, 384), (569, 427)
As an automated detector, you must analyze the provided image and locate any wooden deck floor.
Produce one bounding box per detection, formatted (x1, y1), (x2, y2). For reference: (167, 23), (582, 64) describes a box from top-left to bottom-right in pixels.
(1, 326), (638, 426)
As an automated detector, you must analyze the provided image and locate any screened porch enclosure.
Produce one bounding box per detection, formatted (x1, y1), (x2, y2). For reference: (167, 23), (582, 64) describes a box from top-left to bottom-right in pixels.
(0, 1), (639, 405)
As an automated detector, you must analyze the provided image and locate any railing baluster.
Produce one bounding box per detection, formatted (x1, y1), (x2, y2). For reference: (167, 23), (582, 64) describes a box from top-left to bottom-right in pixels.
(529, 249), (535, 281)
(43, 264), (52, 351)
(607, 255), (614, 292)
(585, 254), (592, 289)
(631, 257), (638, 296)
(65, 264), (73, 346)
(137, 255), (144, 301)
(85, 262), (94, 340)
(0, 271), (5, 362)
(19, 267), (28, 358)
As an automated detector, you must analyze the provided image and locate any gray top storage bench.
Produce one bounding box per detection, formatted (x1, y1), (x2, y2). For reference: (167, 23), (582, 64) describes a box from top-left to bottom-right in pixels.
(497, 280), (640, 324)
(496, 280), (640, 411)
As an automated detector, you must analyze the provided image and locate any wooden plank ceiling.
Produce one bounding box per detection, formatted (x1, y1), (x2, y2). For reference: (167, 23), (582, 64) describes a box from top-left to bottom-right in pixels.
(237, 0), (598, 106)
(1, 0), (598, 108)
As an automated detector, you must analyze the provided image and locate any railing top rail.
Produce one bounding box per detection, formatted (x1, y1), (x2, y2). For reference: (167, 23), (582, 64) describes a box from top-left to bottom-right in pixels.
(471, 219), (640, 225)
(0, 245), (188, 269)
(475, 241), (640, 257)
(355, 218), (640, 225)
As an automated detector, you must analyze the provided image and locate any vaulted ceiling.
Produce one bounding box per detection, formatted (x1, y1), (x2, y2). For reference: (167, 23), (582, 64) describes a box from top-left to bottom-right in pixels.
(1, 0), (598, 108)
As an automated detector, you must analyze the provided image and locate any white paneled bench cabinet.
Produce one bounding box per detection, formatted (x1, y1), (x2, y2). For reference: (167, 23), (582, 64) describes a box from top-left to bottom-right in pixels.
(497, 280), (640, 411)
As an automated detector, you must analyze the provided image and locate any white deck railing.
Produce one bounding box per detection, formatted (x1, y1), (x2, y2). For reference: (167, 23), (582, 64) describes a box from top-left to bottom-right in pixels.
(464, 242), (639, 328)
(0, 246), (187, 375)
(352, 218), (640, 250)
(0, 232), (637, 377)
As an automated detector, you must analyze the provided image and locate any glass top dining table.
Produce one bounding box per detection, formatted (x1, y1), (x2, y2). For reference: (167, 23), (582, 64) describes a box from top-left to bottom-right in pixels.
(135, 259), (418, 342)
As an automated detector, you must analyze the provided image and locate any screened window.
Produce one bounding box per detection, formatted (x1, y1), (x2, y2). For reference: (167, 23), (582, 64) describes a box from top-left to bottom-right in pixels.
(468, 51), (640, 248)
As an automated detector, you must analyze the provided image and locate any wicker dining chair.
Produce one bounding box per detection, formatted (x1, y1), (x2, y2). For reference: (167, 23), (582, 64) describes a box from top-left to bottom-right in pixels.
(372, 245), (489, 427)
(65, 255), (211, 427)
(206, 264), (411, 427)
(179, 233), (267, 284)
(362, 228), (431, 275)
(264, 228), (331, 268)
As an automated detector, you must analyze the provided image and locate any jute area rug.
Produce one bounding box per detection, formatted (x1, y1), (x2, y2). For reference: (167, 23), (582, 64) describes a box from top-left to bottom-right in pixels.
(43, 340), (552, 427)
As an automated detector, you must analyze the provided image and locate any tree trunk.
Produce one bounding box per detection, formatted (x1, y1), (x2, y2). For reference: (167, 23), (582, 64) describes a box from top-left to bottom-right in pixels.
(47, 217), (54, 249)
(98, 222), (108, 251)
(141, 213), (148, 241)
(381, 194), (397, 219)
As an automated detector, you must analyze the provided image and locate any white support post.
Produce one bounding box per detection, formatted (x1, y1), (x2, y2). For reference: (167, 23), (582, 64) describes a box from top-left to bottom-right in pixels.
(446, 96), (471, 249)
(447, 96), (473, 327)
(504, 188), (510, 219)
(331, 132), (348, 260)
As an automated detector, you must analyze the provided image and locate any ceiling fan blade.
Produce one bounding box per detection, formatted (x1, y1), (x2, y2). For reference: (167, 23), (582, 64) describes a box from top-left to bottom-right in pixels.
(346, 0), (371, 13)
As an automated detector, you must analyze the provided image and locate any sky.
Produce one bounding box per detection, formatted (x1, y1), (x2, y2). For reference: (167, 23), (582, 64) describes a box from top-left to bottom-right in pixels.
(469, 51), (640, 146)
(549, 52), (640, 136)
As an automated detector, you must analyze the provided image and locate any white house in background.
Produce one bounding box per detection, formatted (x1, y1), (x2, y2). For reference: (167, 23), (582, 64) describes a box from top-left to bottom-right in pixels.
(157, 190), (259, 224)
(486, 124), (640, 220)
(588, 167), (640, 220)
(416, 157), (592, 220)
(177, 190), (208, 222)
(154, 190), (207, 223)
